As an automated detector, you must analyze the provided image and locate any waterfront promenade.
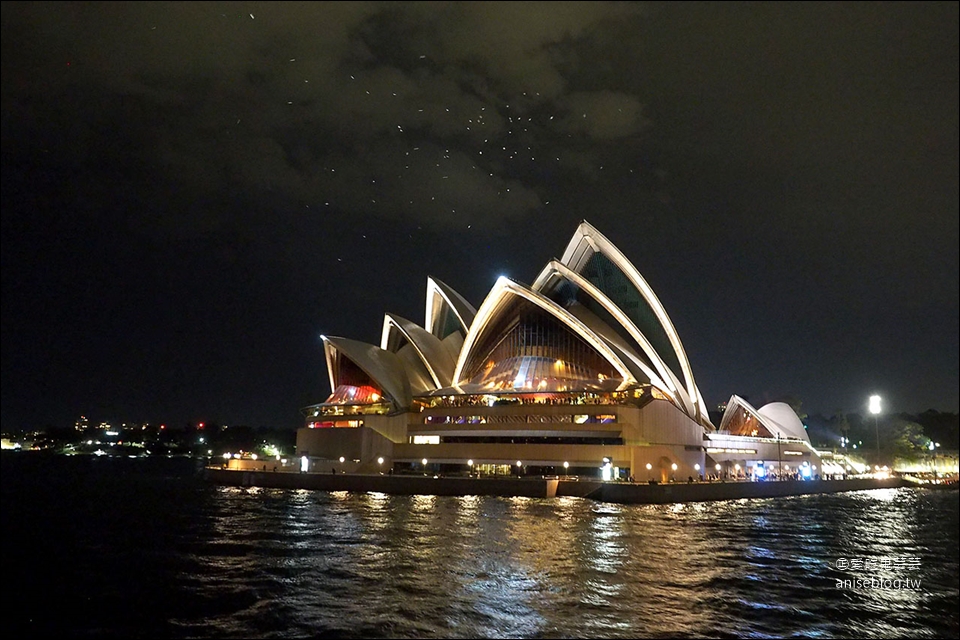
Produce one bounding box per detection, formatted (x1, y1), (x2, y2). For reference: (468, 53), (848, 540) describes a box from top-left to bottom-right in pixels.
(204, 467), (906, 504)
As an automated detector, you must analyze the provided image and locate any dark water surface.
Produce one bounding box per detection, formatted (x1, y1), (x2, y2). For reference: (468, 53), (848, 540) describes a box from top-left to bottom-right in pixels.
(3, 454), (958, 638)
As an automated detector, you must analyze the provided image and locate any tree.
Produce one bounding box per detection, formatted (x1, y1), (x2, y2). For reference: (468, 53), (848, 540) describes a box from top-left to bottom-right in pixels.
(834, 410), (850, 444)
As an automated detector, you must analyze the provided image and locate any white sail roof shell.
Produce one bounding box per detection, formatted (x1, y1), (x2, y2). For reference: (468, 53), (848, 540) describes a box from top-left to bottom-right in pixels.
(322, 335), (412, 409)
(720, 395), (809, 443)
(453, 276), (635, 389)
(380, 313), (456, 388)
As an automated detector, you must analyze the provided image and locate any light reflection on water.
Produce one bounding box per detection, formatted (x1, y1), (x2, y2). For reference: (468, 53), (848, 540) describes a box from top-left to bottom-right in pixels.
(183, 486), (955, 639)
(3, 456), (958, 639)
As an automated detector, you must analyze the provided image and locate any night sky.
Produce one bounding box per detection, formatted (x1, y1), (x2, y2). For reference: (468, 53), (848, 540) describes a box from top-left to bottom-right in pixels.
(2, 2), (957, 431)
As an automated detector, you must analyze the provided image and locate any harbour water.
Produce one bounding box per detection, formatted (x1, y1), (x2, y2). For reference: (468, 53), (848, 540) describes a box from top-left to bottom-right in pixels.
(3, 453), (957, 638)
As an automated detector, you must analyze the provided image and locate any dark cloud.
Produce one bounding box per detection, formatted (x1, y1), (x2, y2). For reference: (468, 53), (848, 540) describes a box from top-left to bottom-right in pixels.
(3, 1), (650, 232)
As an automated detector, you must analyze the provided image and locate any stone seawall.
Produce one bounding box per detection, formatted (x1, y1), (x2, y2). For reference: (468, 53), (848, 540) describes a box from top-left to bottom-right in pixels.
(565, 477), (906, 504)
(205, 468), (560, 498)
(206, 468), (906, 503)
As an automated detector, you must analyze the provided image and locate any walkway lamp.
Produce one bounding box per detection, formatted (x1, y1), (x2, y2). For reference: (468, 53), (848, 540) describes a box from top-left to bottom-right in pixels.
(869, 395), (882, 460)
(776, 434), (782, 481)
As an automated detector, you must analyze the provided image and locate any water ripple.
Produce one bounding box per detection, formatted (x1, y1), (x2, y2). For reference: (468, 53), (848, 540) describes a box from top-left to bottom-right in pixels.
(3, 456), (958, 638)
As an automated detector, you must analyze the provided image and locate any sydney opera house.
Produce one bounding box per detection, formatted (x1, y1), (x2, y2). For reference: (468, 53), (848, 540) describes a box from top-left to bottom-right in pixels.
(296, 221), (822, 481)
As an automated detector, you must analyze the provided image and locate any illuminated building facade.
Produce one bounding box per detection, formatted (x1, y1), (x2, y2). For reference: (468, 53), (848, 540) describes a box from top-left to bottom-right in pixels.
(297, 221), (819, 481)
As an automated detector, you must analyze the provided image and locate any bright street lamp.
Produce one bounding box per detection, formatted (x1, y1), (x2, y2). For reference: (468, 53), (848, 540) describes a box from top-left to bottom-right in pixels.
(869, 395), (882, 459)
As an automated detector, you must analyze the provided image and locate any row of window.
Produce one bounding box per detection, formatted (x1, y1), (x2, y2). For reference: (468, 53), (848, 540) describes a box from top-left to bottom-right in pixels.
(410, 435), (624, 445)
(423, 413), (617, 425)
